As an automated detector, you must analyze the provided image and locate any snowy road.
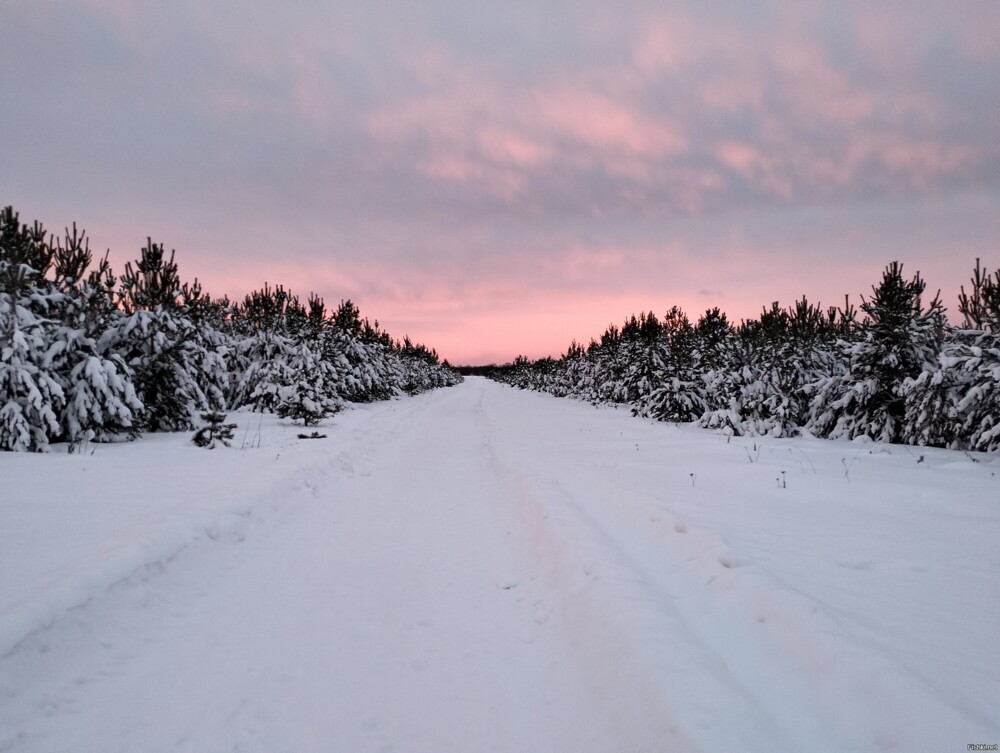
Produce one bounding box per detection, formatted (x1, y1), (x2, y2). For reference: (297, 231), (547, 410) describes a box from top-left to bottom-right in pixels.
(2, 378), (999, 752)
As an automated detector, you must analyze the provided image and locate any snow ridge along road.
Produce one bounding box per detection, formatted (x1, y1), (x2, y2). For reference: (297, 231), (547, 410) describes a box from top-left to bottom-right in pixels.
(1, 377), (998, 752)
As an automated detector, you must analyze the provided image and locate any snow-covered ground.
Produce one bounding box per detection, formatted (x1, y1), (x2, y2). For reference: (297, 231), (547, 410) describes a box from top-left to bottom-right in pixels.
(1, 377), (998, 752)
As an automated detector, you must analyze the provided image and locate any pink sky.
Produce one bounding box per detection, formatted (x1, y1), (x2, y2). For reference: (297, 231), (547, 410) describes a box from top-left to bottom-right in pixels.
(4, 1), (999, 363)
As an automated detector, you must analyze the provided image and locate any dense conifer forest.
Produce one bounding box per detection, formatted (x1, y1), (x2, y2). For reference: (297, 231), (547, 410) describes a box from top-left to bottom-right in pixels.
(0, 206), (461, 452)
(5, 204), (998, 454)
(483, 260), (1000, 451)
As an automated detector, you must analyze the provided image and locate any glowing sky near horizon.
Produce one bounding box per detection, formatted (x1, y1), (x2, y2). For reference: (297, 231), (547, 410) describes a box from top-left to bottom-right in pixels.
(3, 1), (999, 364)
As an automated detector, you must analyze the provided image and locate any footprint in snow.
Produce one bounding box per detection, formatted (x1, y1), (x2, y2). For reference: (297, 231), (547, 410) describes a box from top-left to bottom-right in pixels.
(718, 552), (754, 569)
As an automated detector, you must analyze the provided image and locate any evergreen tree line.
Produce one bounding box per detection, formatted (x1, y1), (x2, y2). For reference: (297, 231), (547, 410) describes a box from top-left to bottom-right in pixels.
(0, 206), (462, 452)
(486, 261), (1000, 452)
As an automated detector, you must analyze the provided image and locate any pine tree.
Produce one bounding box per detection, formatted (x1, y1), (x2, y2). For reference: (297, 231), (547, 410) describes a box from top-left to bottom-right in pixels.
(705, 298), (842, 437)
(0, 208), (65, 451)
(902, 363), (960, 448)
(638, 307), (707, 422)
(109, 240), (224, 431)
(192, 411), (237, 448)
(275, 298), (344, 425)
(275, 342), (344, 425)
(617, 312), (665, 406)
(48, 224), (142, 447)
(230, 284), (301, 411)
(693, 308), (743, 433)
(809, 263), (945, 443)
(949, 260), (1000, 450)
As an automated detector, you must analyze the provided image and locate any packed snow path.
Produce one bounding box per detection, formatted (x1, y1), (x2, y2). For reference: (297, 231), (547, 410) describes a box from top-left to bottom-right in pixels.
(2, 378), (998, 752)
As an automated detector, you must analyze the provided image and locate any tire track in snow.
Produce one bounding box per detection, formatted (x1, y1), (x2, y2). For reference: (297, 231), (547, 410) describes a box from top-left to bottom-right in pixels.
(474, 381), (865, 751)
(475, 379), (997, 751)
(478, 401), (801, 752)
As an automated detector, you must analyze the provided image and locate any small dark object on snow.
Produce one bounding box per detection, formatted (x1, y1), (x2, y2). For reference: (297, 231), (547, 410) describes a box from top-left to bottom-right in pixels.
(297, 431), (328, 439)
(193, 412), (237, 448)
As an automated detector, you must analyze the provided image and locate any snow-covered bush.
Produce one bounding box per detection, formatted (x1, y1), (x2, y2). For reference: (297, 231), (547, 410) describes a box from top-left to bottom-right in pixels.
(956, 344), (1000, 451)
(907, 260), (1000, 451)
(192, 411), (237, 448)
(274, 342), (344, 426)
(48, 226), (142, 446)
(636, 308), (707, 422)
(808, 263), (944, 443)
(0, 208), (66, 451)
(107, 241), (227, 432)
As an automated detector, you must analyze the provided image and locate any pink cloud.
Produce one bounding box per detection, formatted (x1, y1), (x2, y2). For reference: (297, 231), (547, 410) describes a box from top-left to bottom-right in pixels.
(476, 127), (551, 168)
(715, 141), (793, 199)
(879, 141), (973, 176)
(762, 38), (883, 134)
(698, 74), (765, 114)
(359, 8), (988, 219)
(364, 40), (693, 200)
(535, 88), (686, 157)
(631, 10), (757, 80)
(416, 153), (528, 204)
(631, 13), (700, 77)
